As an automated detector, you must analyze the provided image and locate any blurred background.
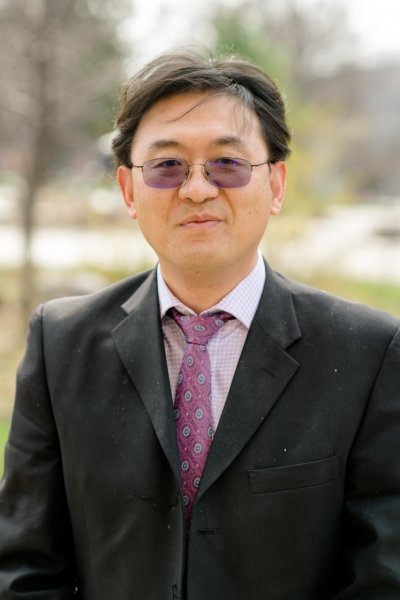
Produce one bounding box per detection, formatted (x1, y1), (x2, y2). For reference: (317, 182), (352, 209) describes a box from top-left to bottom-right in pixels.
(1, 0), (400, 469)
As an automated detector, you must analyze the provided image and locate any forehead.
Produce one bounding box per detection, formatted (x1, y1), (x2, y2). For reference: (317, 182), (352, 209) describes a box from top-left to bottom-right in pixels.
(132, 91), (266, 154)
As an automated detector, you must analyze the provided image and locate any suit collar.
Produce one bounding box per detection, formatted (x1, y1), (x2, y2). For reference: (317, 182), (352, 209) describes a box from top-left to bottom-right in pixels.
(256, 260), (302, 348)
(118, 260), (301, 350)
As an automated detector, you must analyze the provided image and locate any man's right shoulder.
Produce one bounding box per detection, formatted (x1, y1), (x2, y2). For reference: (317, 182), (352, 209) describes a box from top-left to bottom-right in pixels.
(35, 268), (154, 331)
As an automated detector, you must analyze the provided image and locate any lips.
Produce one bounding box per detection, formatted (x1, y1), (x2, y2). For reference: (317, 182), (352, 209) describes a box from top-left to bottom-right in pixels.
(180, 214), (221, 226)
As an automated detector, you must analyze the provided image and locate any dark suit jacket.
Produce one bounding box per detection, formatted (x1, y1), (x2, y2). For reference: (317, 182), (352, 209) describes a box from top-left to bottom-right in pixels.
(1, 263), (400, 599)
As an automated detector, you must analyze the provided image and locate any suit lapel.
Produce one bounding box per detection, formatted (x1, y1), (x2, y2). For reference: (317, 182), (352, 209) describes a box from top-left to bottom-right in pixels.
(111, 270), (180, 481)
(112, 264), (302, 497)
(199, 265), (301, 497)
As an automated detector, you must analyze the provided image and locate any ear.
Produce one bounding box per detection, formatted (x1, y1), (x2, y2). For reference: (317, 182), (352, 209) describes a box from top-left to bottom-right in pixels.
(117, 165), (137, 220)
(269, 161), (287, 216)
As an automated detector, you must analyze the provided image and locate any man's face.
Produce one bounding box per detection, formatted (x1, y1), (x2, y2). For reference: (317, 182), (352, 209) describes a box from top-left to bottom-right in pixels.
(117, 91), (286, 288)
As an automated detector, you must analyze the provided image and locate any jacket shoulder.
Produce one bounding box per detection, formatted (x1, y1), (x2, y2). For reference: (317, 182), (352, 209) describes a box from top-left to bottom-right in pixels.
(37, 269), (154, 329)
(274, 270), (400, 339)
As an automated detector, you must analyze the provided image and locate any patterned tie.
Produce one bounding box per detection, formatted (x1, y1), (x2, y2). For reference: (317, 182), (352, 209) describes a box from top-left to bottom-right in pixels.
(170, 308), (232, 525)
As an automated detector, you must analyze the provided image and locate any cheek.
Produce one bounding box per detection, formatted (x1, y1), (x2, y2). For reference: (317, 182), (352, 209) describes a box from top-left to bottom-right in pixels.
(135, 198), (169, 236)
(246, 202), (271, 238)
(229, 194), (267, 236)
(242, 197), (270, 221)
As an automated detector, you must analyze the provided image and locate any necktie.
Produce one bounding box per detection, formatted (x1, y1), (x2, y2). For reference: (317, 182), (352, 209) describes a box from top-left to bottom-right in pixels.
(170, 308), (232, 524)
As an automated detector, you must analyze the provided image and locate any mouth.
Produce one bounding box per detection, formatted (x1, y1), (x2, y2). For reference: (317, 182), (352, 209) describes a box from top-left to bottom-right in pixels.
(180, 214), (222, 228)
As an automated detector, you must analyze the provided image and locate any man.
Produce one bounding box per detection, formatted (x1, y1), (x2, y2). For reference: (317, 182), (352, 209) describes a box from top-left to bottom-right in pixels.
(0, 48), (399, 599)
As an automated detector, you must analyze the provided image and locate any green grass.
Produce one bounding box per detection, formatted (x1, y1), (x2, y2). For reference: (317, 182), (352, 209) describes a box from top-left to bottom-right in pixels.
(299, 274), (400, 318)
(0, 419), (10, 477)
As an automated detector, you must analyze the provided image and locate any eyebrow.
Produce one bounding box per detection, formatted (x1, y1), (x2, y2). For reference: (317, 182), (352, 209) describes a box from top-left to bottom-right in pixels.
(144, 139), (182, 153)
(212, 136), (249, 152)
(144, 136), (249, 154)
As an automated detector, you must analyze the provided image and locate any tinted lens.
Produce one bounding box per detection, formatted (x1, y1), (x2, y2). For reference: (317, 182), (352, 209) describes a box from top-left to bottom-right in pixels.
(141, 157), (253, 189)
(206, 158), (251, 188)
(142, 158), (188, 189)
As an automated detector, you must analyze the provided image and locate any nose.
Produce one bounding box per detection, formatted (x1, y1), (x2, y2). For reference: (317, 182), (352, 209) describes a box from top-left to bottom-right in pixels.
(178, 164), (219, 203)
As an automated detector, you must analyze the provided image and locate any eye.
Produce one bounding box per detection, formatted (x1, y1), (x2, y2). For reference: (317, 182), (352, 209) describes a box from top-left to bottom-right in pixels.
(150, 158), (184, 169)
(209, 157), (246, 171)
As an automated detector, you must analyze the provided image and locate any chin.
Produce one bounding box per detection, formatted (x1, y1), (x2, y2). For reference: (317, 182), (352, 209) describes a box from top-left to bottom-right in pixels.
(184, 253), (230, 275)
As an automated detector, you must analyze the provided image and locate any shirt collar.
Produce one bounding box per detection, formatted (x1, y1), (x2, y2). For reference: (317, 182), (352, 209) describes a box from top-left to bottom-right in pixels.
(157, 253), (265, 329)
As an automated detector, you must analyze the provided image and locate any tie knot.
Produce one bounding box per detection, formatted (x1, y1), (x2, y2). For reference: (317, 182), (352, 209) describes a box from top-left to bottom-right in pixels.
(170, 308), (232, 345)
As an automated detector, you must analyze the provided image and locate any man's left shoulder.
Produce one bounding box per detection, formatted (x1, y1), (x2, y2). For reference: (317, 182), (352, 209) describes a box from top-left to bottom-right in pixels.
(276, 271), (400, 338)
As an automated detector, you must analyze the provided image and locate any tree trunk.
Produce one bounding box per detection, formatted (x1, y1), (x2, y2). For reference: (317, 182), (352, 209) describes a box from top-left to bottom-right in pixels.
(19, 0), (55, 325)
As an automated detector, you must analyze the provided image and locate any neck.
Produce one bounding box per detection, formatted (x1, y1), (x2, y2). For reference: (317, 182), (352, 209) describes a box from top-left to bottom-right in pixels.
(160, 258), (258, 313)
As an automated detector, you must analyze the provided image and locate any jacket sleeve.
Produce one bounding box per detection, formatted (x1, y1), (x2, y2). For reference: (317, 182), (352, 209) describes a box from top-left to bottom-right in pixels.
(333, 326), (400, 598)
(0, 306), (78, 599)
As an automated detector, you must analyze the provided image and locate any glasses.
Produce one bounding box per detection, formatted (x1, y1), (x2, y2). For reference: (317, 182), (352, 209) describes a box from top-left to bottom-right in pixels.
(130, 157), (272, 189)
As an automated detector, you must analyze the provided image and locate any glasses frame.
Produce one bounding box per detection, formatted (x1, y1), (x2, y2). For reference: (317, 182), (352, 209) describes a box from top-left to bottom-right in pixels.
(129, 157), (273, 189)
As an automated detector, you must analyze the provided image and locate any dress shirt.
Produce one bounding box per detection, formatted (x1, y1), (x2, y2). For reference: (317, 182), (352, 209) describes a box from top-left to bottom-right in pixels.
(158, 254), (266, 428)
